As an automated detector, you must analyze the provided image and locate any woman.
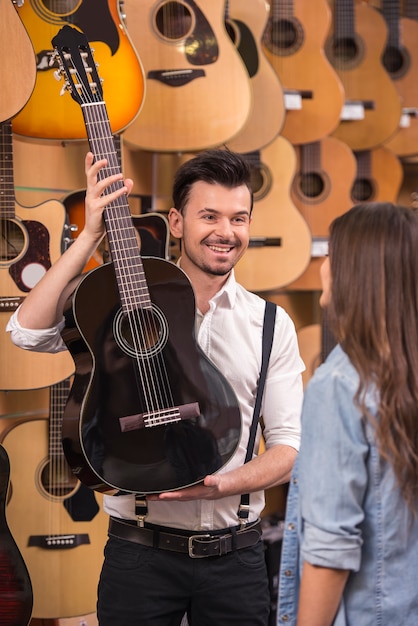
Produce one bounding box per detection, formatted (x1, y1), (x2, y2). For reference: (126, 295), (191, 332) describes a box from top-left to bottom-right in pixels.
(278, 202), (418, 626)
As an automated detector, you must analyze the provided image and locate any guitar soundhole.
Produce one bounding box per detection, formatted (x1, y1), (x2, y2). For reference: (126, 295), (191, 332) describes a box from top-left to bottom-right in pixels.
(0, 219), (28, 265)
(34, 0), (81, 20)
(299, 173), (325, 199)
(263, 18), (304, 56)
(114, 305), (169, 359)
(154, 1), (194, 41)
(327, 36), (365, 69)
(351, 178), (375, 203)
(249, 164), (272, 201)
(382, 45), (409, 79)
(39, 460), (78, 498)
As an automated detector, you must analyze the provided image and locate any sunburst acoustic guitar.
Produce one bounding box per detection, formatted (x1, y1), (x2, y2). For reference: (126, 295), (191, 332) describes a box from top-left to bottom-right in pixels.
(262, 0), (345, 145)
(0, 120), (74, 390)
(0, 0), (36, 123)
(326, 0), (401, 151)
(0, 443), (33, 626)
(51, 25), (242, 495)
(224, 0), (285, 154)
(121, 0), (252, 152)
(1, 378), (108, 619)
(12, 0), (145, 140)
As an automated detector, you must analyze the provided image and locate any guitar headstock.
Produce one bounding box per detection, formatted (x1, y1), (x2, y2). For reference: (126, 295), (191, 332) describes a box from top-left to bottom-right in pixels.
(51, 25), (103, 106)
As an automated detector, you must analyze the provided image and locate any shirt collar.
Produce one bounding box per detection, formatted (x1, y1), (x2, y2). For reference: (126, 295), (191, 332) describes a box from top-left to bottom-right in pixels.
(176, 257), (237, 310)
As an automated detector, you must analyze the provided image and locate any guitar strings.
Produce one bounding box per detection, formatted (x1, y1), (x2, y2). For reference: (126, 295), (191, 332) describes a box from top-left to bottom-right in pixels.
(72, 56), (176, 427)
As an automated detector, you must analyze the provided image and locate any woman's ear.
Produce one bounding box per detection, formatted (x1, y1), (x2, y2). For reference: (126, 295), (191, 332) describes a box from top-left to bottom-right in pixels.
(168, 207), (183, 238)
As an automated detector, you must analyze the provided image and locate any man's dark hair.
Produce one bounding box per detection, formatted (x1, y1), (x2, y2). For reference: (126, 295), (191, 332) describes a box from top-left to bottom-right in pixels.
(172, 149), (254, 214)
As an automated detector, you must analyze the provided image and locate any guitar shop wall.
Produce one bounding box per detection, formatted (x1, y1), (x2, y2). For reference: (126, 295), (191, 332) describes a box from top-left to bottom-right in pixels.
(1, 0), (418, 622)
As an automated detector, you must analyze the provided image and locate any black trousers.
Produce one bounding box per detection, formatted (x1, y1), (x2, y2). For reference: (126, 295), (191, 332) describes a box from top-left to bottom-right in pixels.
(97, 535), (270, 625)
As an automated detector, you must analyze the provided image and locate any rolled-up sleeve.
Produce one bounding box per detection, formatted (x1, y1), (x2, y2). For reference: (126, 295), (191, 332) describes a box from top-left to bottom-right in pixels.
(298, 354), (369, 572)
(6, 308), (66, 353)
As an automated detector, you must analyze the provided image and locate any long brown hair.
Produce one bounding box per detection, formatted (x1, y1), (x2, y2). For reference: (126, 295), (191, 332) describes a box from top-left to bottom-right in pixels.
(327, 202), (418, 510)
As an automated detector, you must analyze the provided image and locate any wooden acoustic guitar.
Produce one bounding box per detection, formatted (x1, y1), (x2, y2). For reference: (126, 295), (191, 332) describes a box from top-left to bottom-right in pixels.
(351, 146), (403, 205)
(224, 0), (285, 153)
(52, 25), (242, 495)
(1, 379), (108, 619)
(287, 135), (357, 290)
(326, 0), (401, 151)
(262, 0), (345, 145)
(121, 0), (252, 152)
(380, 0), (418, 157)
(234, 135), (312, 292)
(0, 0), (36, 122)
(0, 443), (33, 626)
(0, 120), (74, 390)
(12, 0), (144, 140)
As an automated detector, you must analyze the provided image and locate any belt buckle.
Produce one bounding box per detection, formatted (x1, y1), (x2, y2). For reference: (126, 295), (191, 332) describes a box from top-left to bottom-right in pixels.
(188, 533), (211, 558)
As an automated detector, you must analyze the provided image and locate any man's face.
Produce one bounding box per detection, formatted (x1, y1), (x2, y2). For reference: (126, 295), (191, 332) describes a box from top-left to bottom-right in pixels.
(169, 181), (252, 277)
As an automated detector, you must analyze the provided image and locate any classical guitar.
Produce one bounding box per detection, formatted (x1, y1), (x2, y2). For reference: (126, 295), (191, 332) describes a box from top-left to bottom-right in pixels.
(0, 0), (36, 122)
(224, 0), (285, 153)
(380, 0), (418, 157)
(0, 443), (33, 626)
(121, 0), (252, 152)
(0, 120), (74, 390)
(262, 0), (344, 145)
(326, 0), (401, 150)
(12, 0), (144, 140)
(351, 146), (403, 205)
(52, 25), (241, 495)
(287, 135), (357, 290)
(1, 379), (108, 619)
(234, 135), (312, 292)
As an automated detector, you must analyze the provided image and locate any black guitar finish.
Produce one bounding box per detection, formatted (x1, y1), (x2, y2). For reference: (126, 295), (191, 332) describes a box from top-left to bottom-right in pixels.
(0, 445), (33, 626)
(53, 25), (242, 494)
(62, 260), (241, 494)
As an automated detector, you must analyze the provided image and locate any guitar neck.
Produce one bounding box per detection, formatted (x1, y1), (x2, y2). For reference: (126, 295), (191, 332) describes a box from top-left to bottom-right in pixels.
(82, 102), (152, 314)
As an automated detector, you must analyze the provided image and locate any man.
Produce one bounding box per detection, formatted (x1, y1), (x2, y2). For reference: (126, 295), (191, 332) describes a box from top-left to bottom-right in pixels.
(8, 148), (303, 625)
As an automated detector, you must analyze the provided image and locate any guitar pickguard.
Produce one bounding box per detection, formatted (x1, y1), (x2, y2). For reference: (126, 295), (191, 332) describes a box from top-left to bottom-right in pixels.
(8, 220), (51, 293)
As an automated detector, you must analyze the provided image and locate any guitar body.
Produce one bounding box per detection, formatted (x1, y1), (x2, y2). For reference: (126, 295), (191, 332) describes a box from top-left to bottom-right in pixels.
(0, 443), (33, 626)
(0, 198), (75, 391)
(288, 136), (357, 291)
(1, 419), (108, 619)
(262, 0), (344, 145)
(351, 146), (403, 205)
(62, 259), (241, 494)
(326, 0), (401, 150)
(0, 0), (36, 122)
(291, 135), (357, 237)
(12, 0), (144, 140)
(122, 0), (252, 152)
(383, 16), (418, 157)
(234, 135), (311, 292)
(225, 0), (285, 153)
(0, 200), (65, 298)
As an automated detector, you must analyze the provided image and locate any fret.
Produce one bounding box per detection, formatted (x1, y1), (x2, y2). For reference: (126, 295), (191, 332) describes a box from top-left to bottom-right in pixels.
(0, 120), (16, 219)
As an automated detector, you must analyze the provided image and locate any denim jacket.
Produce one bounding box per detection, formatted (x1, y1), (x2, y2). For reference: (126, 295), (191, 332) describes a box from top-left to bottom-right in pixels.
(278, 345), (418, 626)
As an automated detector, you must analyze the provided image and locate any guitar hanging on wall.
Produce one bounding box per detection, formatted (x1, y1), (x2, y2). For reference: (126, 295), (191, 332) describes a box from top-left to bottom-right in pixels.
(0, 0), (36, 123)
(51, 25), (242, 495)
(1, 378), (108, 619)
(121, 0), (252, 152)
(12, 0), (145, 140)
(0, 443), (33, 626)
(0, 120), (74, 390)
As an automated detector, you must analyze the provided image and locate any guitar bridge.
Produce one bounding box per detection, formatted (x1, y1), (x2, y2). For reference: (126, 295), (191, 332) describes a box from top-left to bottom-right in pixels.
(119, 402), (201, 432)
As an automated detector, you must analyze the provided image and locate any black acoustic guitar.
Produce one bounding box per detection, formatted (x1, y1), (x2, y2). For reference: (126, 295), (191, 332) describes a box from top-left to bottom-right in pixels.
(51, 25), (241, 495)
(0, 444), (33, 626)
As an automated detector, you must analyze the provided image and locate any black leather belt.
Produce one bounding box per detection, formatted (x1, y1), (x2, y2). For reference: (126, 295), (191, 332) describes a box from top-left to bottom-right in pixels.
(108, 517), (262, 558)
